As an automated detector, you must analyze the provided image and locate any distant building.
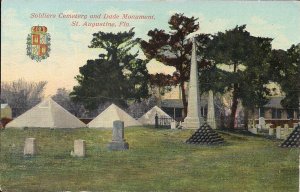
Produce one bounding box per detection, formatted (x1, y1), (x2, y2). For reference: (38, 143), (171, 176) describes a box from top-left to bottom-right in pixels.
(159, 98), (208, 121)
(251, 97), (298, 120)
(1, 104), (12, 119)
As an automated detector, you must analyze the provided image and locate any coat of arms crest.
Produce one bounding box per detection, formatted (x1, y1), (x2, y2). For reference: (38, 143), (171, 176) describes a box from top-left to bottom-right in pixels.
(26, 26), (51, 62)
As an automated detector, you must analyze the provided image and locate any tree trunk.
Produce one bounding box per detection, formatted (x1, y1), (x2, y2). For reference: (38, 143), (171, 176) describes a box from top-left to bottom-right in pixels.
(180, 81), (188, 118)
(244, 107), (249, 130)
(229, 62), (238, 130)
(230, 84), (238, 129)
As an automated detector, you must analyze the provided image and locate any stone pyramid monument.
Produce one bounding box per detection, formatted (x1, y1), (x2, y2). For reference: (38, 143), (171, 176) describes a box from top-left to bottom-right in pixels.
(88, 103), (141, 128)
(138, 106), (172, 125)
(6, 98), (86, 129)
(280, 124), (300, 148)
(186, 123), (224, 145)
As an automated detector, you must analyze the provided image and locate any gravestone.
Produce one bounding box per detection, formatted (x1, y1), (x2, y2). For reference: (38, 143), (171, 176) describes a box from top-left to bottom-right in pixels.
(73, 139), (86, 157)
(251, 127), (257, 134)
(276, 126), (282, 139)
(284, 124), (289, 129)
(269, 128), (274, 136)
(170, 121), (176, 129)
(266, 123), (273, 129)
(258, 117), (266, 129)
(108, 120), (129, 150)
(24, 138), (37, 156)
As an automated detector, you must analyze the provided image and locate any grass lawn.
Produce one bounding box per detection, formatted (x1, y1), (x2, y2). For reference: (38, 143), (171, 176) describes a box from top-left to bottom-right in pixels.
(0, 127), (299, 192)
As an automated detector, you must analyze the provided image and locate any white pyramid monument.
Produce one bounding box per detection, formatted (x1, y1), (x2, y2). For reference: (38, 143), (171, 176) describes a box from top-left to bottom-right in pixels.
(138, 106), (172, 125)
(6, 98), (86, 129)
(88, 103), (142, 128)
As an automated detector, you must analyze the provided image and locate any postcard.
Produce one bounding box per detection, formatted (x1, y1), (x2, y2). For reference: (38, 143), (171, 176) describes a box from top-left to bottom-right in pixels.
(1, 0), (299, 191)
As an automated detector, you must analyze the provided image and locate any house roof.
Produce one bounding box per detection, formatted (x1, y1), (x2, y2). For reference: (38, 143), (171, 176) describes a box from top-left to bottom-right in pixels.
(160, 99), (208, 109)
(264, 97), (284, 109)
(1, 104), (9, 109)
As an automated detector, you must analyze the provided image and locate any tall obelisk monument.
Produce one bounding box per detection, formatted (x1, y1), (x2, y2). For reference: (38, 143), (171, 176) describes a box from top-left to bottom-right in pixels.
(183, 37), (204, 129)
(207, 90), (217, 129)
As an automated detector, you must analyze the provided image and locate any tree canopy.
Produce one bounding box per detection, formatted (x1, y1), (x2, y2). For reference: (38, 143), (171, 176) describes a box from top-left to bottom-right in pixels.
(52, 88), (86, 117)
(205, 25), (273, 128)
(71, 29), (149, 111)
(0, 79), (47, 117)
(141, 13), (209, 116)
(269, 44), (300, 111)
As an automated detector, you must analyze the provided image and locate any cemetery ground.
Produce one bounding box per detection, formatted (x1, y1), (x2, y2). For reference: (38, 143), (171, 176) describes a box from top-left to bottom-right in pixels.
(0, 127), (298, 192)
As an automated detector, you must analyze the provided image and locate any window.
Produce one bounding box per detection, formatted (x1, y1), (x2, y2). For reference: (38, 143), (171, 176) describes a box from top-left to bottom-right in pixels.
(259, 108), (265, 117)
(277, 110), (282, 119)
(272, 109), (282, 119)
(201, 107), (207, 118)
(287, 109), (294, 119)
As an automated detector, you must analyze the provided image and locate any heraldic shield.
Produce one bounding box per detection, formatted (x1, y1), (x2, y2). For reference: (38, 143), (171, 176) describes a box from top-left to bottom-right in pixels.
(26, 26), (51, 62)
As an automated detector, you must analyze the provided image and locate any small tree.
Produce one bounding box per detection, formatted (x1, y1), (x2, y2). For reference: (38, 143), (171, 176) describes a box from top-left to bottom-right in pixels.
(52, 88), (86, 117)
(1, 79), (47, 117)
(126, 96), (159, 118)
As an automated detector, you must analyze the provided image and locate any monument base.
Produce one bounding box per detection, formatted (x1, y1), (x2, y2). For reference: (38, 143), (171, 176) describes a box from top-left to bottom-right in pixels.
(108, 141), (129, 151)
(183, 117), (204, 129)
(207, 118), (217, 129)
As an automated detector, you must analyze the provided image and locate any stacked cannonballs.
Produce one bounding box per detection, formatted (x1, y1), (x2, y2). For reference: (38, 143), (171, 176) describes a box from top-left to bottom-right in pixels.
(280, 124), (300, 148)
(186, 123), (224, 145)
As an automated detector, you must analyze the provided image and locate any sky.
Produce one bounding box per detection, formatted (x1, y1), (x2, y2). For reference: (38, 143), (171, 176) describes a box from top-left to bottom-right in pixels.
(1, 0), (300, 96)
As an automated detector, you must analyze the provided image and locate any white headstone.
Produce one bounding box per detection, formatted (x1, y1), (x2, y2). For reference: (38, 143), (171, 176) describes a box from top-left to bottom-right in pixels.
(266, 123), (272, 129)
(258, 117), (266, 129)
(24, 138), (37, 156)
(73, 139), (86, 157)
(183, 37), (204, 129)
(248, 126), (257, 134)
(269, 128), (274, 136)
(170, 121), (176, 129)
(284, 124), (289, 129)
(276, 126), (281, 139)
(252, 127), (257, 134)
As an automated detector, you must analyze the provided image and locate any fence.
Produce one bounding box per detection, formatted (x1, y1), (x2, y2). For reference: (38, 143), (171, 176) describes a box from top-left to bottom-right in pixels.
(251, 119), (299, 128)
(155, 115), (174, 128)
(206, 114), (246, 130)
